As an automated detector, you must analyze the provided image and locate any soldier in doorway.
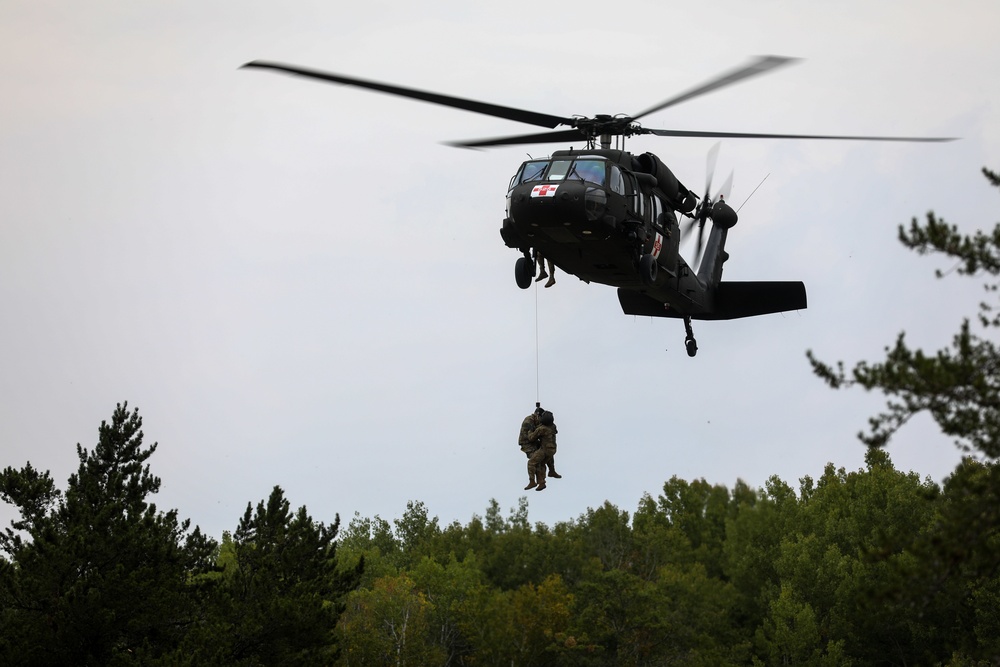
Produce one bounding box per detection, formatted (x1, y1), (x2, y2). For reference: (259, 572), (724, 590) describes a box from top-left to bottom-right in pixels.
(534, 250), (556, 288)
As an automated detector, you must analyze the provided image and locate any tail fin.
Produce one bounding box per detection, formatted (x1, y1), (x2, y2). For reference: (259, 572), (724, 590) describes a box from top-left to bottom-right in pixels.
(696, 200), (738, 286)
(696, 224), (729, 286)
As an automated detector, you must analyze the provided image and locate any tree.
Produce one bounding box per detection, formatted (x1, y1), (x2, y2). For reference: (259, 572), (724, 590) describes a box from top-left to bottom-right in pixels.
(807, 168), (1000, 663)
(871, 457), (1000, 663)
(408, 554), (485, 666)
(808, 167), (1000, 457)
(460, 574), (577, 667)
(0, 402), (216, 665)
(336, 572), (444, 666)
(182, 485), (363, 665)
(753, 583), (850, 667)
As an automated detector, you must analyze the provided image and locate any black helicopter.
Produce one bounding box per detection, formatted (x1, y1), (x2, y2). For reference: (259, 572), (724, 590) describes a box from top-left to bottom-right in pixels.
(243, 56), (953, 356)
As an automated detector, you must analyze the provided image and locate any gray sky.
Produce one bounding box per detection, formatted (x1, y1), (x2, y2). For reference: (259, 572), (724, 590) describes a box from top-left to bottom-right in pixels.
(2, 0), (998, 540)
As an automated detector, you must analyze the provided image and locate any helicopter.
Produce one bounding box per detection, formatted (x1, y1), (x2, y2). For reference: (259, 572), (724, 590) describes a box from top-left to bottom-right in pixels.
(242, 56), (954, 356)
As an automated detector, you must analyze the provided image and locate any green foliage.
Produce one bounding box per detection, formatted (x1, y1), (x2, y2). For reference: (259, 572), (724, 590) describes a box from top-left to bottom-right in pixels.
(808, 167), (1000, 456)
(803, 165), (1000, 663)
(179, 485), (362, 665)
(337, 572), (445, 666)
(0, 404), (363, 665)
(0, 402), (216, 665)
(866, 457), (1000, 663)
(753, 584), (850, 667)
(3, 409), (996, 664)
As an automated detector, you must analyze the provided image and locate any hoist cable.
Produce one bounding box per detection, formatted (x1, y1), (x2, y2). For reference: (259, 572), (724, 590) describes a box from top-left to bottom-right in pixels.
(535, 280), (540, 403)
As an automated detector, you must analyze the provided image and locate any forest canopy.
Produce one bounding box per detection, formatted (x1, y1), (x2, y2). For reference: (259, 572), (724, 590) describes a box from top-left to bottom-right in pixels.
(2, 402), (997, 665)
(3, 168), (999, 665)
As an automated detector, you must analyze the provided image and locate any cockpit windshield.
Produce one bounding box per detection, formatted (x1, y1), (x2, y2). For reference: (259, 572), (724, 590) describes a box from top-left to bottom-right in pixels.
(519, 161), (548, 183)
(566, 159), (606, 185)
(510, 157), (608, 190)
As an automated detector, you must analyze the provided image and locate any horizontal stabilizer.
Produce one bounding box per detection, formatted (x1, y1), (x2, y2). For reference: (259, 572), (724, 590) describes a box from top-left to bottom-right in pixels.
(711, 281), (807, 319)
(618, 281), (806, 320)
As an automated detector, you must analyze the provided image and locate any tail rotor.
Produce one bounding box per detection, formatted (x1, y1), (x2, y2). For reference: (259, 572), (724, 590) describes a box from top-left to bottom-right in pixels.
(682, 143), (734, 268)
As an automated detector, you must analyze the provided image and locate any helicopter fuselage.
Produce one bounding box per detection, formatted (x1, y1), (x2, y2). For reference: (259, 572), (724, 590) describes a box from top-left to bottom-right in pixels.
(502, 148), (719, 317)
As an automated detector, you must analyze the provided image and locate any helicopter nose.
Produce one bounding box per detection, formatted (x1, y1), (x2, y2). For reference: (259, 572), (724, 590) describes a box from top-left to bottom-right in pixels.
(509, 181), (614, 240)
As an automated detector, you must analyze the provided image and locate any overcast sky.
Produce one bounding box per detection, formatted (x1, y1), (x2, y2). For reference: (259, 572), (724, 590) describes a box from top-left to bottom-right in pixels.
(3, 0), (999, 540)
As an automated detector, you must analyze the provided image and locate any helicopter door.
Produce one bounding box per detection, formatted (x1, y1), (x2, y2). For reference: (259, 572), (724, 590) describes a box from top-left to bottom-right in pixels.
(651, 196), (664, 233)
(623, 172), (641, 217)
(651, 194), (679, 270)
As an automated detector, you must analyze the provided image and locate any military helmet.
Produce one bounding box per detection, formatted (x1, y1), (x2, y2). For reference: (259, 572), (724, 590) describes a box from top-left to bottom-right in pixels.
(534, 405), (545, 415)
(540, 410), (554, 425)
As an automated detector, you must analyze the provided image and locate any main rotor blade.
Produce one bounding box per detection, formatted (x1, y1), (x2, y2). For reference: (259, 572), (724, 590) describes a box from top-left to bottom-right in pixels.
(445, 129), (589, 149)
(631, 56), (799, 122)
(242, 60), (574, 129)
(643, 128), (957, 142)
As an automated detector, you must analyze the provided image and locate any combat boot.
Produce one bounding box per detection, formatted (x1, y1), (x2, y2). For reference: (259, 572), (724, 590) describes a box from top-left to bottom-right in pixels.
(535, 480), (547, 491)
(524, 476), (537, 490)
(548, 468), (562, 479)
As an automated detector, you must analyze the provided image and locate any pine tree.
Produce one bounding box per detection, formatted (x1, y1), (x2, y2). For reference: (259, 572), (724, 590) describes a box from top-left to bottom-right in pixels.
(808, 167), (1000, 662)
(808, 167), (1000, 457)
(179, 486), (363, 665)
(0, 402), (215, 665)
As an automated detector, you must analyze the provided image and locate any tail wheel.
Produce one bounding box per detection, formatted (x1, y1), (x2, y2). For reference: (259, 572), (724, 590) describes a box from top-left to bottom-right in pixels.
(515, 256), (533, 289)
(685, 338), (698, 357)
(639, 253), (658, 287)
(684, 316), (698, 357)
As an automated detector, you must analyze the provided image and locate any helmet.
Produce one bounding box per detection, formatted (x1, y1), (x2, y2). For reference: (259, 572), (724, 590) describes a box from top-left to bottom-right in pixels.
(534, 406), (545, 416)
(540, 410), (554, 426)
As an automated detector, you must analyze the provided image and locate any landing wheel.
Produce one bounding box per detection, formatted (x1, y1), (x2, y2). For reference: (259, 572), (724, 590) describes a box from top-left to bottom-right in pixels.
(515, 255), (533, 289)
(639, 253), (658, 287)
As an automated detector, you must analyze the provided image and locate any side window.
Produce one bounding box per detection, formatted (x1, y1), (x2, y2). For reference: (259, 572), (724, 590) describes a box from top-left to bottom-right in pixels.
(624, 173), (641, 214)
(609, 166), (626, 195)
(651, 196), (663, 229)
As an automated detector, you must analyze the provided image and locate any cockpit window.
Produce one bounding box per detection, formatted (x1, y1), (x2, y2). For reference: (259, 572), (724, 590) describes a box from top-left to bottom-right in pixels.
(511, 157), (609, 187)
(567, 160), (606, 185)
(520, 161), (548, 183)
(546, 160), (572, 180)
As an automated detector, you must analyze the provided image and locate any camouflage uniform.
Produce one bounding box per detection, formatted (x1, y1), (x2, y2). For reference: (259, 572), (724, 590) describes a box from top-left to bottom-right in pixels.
(525, 411), (559, 491)
(519, 409), (543, 490)
(518, 411), (541, 456)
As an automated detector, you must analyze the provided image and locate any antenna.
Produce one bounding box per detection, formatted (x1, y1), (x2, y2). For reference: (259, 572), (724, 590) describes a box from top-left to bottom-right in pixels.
(736, 174), (770, 213)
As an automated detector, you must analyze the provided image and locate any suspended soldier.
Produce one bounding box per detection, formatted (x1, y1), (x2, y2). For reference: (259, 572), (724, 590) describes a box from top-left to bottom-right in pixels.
(525, 410), (560, 491)
(519, 404), (545, 490)
(518, 404), (544, 456)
